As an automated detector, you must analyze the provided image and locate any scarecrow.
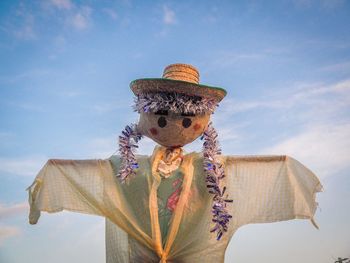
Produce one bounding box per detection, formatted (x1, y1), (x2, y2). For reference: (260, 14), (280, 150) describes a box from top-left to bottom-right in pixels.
(27, 64), (322, 263)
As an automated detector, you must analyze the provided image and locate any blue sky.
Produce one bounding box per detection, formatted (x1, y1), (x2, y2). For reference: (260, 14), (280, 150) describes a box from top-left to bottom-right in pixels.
(0, 0), (349, 262)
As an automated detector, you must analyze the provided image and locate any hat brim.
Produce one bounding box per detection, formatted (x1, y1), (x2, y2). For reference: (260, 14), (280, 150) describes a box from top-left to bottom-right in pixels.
(130, 78), (227, 102)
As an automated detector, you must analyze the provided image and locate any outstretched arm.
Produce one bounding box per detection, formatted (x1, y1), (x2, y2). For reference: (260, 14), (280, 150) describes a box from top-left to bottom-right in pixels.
(224, 155), (322, 228)
(27, 156), (155, 250)
(27, 159), (113, 224)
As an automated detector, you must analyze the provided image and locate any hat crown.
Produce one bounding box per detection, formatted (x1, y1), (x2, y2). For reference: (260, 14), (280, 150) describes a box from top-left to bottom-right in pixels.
(162, 63), (200, 84)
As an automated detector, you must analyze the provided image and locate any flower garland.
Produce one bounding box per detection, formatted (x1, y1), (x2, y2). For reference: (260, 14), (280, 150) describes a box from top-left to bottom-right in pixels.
(201, 122), (233, 240)
(133, 92), (218, 114)
(117, 124), (143, 183)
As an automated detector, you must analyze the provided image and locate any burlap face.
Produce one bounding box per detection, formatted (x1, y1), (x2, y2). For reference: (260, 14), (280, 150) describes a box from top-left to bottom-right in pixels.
(137, 111), (210, 148)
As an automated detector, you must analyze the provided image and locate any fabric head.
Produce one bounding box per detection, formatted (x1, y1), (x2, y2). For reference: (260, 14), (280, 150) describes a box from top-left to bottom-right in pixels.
(132, 63), (226, 148)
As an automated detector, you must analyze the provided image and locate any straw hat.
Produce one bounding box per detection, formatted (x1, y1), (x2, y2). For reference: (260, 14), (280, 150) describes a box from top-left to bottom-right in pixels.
(130, 63), (227, 102)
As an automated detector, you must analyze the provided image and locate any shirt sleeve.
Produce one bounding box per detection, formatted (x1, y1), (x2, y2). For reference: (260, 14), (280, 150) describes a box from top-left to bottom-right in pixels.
(225, 155), (323, 228)
(27, 159), (113, 224)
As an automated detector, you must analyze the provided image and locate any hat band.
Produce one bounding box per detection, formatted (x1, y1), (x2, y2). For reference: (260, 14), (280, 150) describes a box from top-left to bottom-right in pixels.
(162, 63), (200, 84)
(162, 72), (199, 84)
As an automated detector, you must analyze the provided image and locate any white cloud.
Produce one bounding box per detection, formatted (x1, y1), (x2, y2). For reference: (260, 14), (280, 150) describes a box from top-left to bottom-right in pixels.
(91, 99), (132, 114)
(260, 123), (350, 178)
(218, 98), (276, 115)
(85, 137), (117, 158)
(205, 47), (292, 71)
(0, 156), (47, 177)
(0, 68), (53, 84)
(0, 225), (21, 246)
(84, 135), (156, 158)
(68, 6), (92, 30)
(214, 79), (350, 178)
(12, 6), (36, 40)
(318, 61), (350, 73)
(163, 5), (176, 25)
(102, 8), (118, 20)
(217, 127), (240, 141)
(50, 0), (73, 10)
(78, 219), (105, 245)
(53, 35), (67, 51)
(91, 104), (121, 114)
(13, 21), (36, 40)
(0, 202), (28, 219)
(208, 51), (268, 69)
(219, 79), (350, 116)
(44, 1), (93, 31)
(138, 137), (157, 156)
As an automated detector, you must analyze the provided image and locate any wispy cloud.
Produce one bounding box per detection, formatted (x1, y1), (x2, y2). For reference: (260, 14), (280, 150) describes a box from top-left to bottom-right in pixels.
(83, 133), (157, 158)
(85, 137), (117, 158)
(44, 1), (93, 31)
(0, 68), (53, 84)
(217, 127), (241, 141)
(91, 100), (131, 114)
(5, 3), (37, 40)
(214, 78), (350, 177)
(102, 8), (118, 21)
(84, 134), (156, 158)
(67, 6), (92, 31)
(52, 35), (67, 52)
(203, 46), (294, 72)
(163, 5), (176, 25)
(207, 50), (275, 69)
(303, 38), (350, 51)
(91, 104), (121, 114)
(218, 79), (350, 116)
(0, 202), (25, 246)
(0, 225), (21, 246)
(49, 0), (73, 10)
(219, 80), (350, 176)
(77, 219), (104, 245)
(138, 137), (157, 156)
(261, 123), (350, 178)
(0, 202), (28, 220)
(13, 15), (36, 40)
(0, 156), (47, 177)
(317, 61), (350, 73)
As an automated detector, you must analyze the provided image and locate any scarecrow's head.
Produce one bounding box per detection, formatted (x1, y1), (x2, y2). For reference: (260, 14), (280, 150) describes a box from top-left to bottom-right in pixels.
(131, 63), (226, 148)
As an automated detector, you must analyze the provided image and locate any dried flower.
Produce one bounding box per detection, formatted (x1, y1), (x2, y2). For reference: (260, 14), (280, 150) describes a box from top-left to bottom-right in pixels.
(118, 124), (142, 183)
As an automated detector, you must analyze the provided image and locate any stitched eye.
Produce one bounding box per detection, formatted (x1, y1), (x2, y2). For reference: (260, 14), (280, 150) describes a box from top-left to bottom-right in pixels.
(158, 116), (167, 128)
(182, 118), (192, 128)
